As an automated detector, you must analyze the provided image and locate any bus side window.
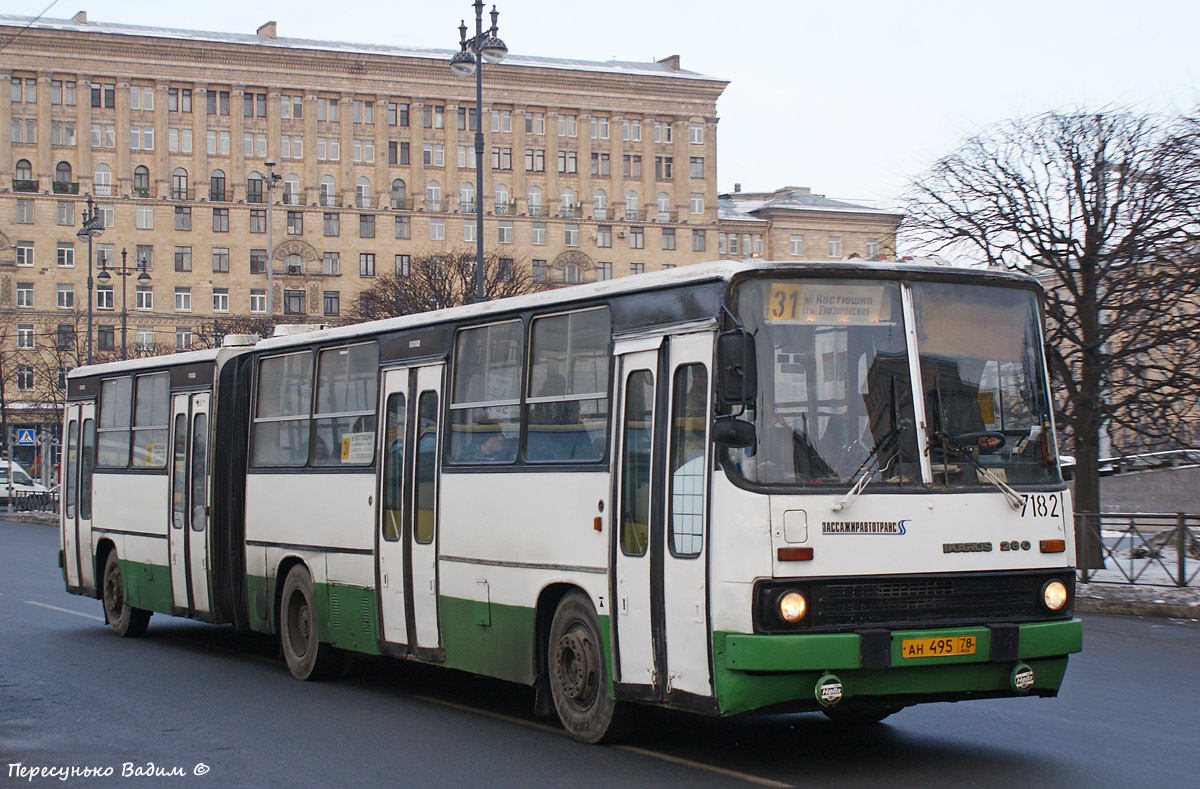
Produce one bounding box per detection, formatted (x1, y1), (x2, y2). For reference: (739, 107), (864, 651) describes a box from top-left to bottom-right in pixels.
(669, 364), (708, 557)
(382, 393), (405, 542)
(64, 420), (78, 519)
(79, 419), (95, 521)
(414, 391), (438, 544)
(620, 370), (653, 556)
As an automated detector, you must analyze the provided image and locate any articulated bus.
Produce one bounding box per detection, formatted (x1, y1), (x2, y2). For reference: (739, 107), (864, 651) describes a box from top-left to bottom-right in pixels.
(59, 260), (1081, 742)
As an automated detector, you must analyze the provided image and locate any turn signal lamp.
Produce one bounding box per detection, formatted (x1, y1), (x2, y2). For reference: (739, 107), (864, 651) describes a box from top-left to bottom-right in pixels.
(1040, 539), (1066, 553)
(1041, 580), (1068, 612)
(777, 547), (814, 561)
(778, 591), (807, 623)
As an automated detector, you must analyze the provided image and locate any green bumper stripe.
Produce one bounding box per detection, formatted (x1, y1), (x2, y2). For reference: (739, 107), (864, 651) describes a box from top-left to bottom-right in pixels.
(1019, 618), (1083, 658)
(120, 560), (173, 615)
(441, 596), (537, 685)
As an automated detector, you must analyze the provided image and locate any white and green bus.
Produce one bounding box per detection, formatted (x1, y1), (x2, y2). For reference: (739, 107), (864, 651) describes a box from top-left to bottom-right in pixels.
(59, 259), (1081, 742)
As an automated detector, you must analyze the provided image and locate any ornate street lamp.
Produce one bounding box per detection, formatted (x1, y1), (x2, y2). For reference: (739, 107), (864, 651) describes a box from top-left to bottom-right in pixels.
(96, 247), (151, 360)
(76, 195), (105, 364)
(264, 158), (283, 325)
(450, 2), (508, 303)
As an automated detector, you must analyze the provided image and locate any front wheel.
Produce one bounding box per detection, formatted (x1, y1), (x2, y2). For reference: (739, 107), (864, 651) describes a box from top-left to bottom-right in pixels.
(101, 551), (150, 637)
(547, 591), (625, 743)
(279, 566), (344, 680)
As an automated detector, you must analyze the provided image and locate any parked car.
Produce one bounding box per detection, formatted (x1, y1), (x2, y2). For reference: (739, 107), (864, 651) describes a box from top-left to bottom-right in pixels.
(0, 459), (50, 506)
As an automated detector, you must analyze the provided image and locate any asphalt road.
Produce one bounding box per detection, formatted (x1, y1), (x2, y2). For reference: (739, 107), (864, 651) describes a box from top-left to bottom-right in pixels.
(3, 518), (1198, 788)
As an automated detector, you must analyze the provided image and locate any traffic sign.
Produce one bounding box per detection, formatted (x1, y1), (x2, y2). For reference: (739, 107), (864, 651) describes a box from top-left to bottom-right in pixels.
(15, 429), (35, 446)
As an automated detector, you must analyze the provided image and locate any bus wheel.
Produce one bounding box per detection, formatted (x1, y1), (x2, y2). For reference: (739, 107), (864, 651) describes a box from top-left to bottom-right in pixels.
(279, 566), (342, 681)
(101, 552), (150, 637)
(548, 591), (625, 743)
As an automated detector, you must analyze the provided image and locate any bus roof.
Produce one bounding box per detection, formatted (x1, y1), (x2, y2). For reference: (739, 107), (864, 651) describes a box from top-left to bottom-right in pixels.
(67, 259), (1039, 378)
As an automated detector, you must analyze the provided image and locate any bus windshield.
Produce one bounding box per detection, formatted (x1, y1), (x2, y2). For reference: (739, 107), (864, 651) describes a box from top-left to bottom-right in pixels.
(725, 277), (1059, 489)
(726, 278), (921, 487)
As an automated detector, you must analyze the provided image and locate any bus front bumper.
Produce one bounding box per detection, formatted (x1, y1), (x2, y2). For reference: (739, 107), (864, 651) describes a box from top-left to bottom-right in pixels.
(712, 618), (1082, 716)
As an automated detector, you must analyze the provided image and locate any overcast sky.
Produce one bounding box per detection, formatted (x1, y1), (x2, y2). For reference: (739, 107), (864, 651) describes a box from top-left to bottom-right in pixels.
(12, 0), (1200, 207)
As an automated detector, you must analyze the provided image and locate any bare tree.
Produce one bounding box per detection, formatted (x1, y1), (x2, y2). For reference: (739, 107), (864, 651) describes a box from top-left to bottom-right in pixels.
(902, 109), (1200, 566)
(349, 248), (548, 323)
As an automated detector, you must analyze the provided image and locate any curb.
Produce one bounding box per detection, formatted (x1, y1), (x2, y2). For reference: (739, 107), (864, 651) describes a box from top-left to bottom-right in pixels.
(1076, 596), (1200, 621)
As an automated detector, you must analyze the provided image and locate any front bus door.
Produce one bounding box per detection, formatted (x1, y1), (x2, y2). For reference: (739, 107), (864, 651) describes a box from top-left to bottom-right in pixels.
(168, 391), (212, 616)
(62, 402), (95, 592)
(377, 363), (444, 656)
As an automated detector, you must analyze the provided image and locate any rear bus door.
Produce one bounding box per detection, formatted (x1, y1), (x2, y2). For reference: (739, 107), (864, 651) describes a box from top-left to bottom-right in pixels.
(168, 391), (213, 616)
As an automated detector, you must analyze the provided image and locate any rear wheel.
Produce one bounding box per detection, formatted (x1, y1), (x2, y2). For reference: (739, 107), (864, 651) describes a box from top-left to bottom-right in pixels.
(279, 566), (343, 680)
(547, 591), (625, 743)
(101, 551), (151, 637)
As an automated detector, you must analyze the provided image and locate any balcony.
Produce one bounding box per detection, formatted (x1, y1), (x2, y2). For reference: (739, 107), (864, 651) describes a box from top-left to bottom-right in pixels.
(13, 179), (39, 193)
(460, 201), (476, 214)
(391, 197), (412, 210)
(593, 207), (616, 220)
(133, 187), (151, 199)
(559, 205), (579, 219)
(93, 184), (113, 197)
(246, 193), (266, 204)
(170, 188), (192, 201)
(528, 205), (546, 217)
(209, 188), (227, 202)
(52, 180), (79, 195)
(656, 210), (678, 223)
(626, 208), (646, 221)
(494, 201), (516, 216)
(281, 192), (304, 206)
(355, 196), (375, 210)
(320, 193), (343, 208)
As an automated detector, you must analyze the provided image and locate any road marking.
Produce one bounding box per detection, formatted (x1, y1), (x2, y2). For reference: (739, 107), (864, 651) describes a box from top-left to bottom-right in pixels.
(25, 600), (104, 622)
(411, 694), (790, 787)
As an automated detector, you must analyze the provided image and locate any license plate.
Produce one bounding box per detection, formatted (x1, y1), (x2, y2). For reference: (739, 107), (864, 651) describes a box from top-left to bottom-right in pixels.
(900, 635), (976, 659)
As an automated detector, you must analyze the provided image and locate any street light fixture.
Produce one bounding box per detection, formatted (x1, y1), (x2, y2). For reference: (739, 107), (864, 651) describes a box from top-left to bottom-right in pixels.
(264, 158), (283, 326)
(96, 247), (151, 360)
(76, 194), (105, 365)
(451, 1), (508, 303)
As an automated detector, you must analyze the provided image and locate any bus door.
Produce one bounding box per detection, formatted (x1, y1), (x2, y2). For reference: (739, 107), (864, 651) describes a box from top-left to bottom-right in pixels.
(168, 391), (212, 616)
(612, 343), (660, 691)
(377, 363), (444, 655)
(659, 332), (714, 699)
(62, 402), (95, 591)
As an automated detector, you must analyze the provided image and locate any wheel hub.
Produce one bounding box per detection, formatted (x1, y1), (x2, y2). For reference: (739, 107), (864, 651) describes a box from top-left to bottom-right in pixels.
(555, 631), (596, 702)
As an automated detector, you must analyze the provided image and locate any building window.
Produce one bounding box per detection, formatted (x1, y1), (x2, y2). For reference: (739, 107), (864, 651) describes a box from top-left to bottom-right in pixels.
(174, 287), (191, 311)
(323, 291), (340, 316)
(596, 262), (612, 281)
(175, 206), (192, 230)
(96, 286), (114, 310)
(359, 253), (376, 277)
(175, 327), (193, 350)
(174, 246), (192, 272)
(250, 289), (266, 313)
(136, 204), (154, 229)
(16, 365), (34, 391)
(557, 114), (577, 137)
(866, 238), (880, 258)
(662, 227), (676, 250)
(16, 282), (34, 308)
(135, 286), (153, 310)
(56, 243), (75, 268)
(395, 254), (410, 277)
(213, 208), (229, 232)
(212, 288), (229, 312)
(655, 156), (673, 180)
(287, 211), (303, 235)
(429, 218), (445, 241)
(498, 258), (514, 282)
(15, 200), (33, 224)
(828, 236), (842, 257)
(395, 216), (411, 239)
(388, 102), (409, 126)
(692, 229), (706, 252)
(250, 209), (266, 234)
(323, 252), (341, 275)
(654, 121), (673, 144)
(564, 224), (579, 247)
(324, 212), (340, 237)
(57, 284), (74, 309)
(212, 248), (230, 273)
(630, 263), (645, 275)
(597, 225), (612, 248)
(591, 116), (610, 139)
(531, 222), (547, 246)
(354, 139), (376, 164)
(630, 227), (644, 249)
(56, 324), (75, 350)
(283, 290), (306, 315)
(532, 259), (547, 282)
(359, 214), (375, 238)
(689, 121), (704, 144)
(250, 249), (267, 275)
(16, 324), (34, 349)
(790, 235), (804, 256)
(463, 220), (476, 243)
(315, 97), (338, 122)
(498, 221), (513, 244)
(58, 202), (73, 226)
(135, 327), (155, 350)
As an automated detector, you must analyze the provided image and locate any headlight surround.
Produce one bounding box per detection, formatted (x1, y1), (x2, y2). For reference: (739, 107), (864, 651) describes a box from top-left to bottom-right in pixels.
(1041, 579), (1068, 612)
(778, 590), (808, 623)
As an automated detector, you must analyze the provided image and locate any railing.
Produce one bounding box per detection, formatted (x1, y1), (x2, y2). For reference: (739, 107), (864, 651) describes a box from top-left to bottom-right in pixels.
(133, 187), (151, 198)
(209, 188), (227, 202)
(170, 188), (191, 201)
(1077, 512), (1200, 587)
(246, 192), (266, 204)
(593, 207), (616, 220)
(656, 210), (678, 222)
(3, 490), (59, 513)
(626, 207), (645, 221)
(12, 179), (39, 193)
(355, 196), (375, 209)
(53, 180), (79, 195)
(559, 205), (579, 218)
(494, 201), (516, 216)
(528, 205), (546, 217)
(320, 193), (343, 207)
(93, 184), (112, 197)
(391, 197), (412, 210)
(281, 192), (304, 206)
(460, 201), (476, 214)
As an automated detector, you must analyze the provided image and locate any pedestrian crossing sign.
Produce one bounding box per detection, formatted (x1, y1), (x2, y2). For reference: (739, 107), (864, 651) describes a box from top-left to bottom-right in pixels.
(15, 429), (35, 446)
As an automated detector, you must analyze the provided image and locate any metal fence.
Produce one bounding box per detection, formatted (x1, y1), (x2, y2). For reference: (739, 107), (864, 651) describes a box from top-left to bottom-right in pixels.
(3, 490), (59, 514)
(1076, 512), (1200, 588)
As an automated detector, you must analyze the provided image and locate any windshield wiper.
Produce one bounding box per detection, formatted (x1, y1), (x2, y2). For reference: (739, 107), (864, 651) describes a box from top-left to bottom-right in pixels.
(931, 431), (1024, 510)
(832, 425), (903, 512)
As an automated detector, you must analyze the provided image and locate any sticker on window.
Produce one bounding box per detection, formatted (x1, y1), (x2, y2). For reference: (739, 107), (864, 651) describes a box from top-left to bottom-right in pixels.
(341, 432), (375, 463)
(765, 283), (885, 324)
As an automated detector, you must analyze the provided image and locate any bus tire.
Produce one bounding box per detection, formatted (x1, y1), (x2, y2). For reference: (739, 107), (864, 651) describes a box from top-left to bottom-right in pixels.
(101, 551), (151, 638)
(548, 591), (625, 743)
(279, 565), (342, 681)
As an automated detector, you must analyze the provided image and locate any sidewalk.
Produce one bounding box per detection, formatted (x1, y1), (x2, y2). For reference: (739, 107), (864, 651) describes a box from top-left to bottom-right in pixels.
(13, 514), (1197, 621)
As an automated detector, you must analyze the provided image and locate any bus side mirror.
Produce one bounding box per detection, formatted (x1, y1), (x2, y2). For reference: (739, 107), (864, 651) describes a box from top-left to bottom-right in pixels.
(716, 329), (757, 407)
(712, 416), (756, 448)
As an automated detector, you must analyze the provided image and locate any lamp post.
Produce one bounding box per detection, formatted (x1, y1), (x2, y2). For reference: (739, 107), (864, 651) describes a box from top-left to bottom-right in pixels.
(264, 159), (282, 325)
(450, 1), (508, 304)
(97, 247), (151, 360)
(76, 195), (105, 364)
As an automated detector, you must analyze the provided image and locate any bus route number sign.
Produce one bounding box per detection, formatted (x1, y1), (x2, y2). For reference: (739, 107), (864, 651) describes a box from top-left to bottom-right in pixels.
(901, 635), (976, 659)
(765, 283), (884, 324)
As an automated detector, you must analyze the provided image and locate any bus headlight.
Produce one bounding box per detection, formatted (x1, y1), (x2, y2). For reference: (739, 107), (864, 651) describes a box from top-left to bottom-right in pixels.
(778, 590), (807, 623)
(1041, 579), (1068, 612)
